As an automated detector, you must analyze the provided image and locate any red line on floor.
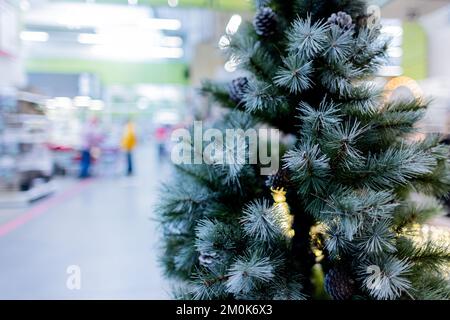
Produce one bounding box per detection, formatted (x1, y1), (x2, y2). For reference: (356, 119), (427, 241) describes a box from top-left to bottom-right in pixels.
(0, 179), (95, 237)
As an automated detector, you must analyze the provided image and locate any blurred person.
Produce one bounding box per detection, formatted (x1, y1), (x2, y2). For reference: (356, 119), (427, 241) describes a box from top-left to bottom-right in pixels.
(79, 117), (102, 179)
(155, 125), (169, 160)
(121, 119), (137, 176)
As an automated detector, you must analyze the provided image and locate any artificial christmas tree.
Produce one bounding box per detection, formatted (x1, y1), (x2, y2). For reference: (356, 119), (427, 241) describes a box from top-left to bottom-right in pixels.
(159, 0), (450, 300)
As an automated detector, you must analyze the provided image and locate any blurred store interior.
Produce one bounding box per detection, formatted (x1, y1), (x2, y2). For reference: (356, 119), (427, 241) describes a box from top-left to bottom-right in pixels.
(1, 0), (450, 299)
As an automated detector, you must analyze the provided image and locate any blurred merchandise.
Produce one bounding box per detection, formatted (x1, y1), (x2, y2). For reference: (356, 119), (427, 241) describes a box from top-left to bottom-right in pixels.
(0, 89), (55, 206)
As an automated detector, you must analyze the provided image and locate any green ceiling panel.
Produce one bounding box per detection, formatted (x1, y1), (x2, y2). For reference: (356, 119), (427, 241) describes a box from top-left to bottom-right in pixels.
(27, 58), (190, 85)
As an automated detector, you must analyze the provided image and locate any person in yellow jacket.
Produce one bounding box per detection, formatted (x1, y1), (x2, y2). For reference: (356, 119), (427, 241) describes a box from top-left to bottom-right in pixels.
(121, 120), (137, 176)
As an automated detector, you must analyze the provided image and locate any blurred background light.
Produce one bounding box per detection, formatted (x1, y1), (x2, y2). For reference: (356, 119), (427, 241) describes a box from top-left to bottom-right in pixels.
(73, 96), (91, 108)
(53, 97), (73, 109)
(144, 18), (182, 31)
(168, 0), (179, 8)
(89, 99), (105, 111)
(20, 31), (49, 42)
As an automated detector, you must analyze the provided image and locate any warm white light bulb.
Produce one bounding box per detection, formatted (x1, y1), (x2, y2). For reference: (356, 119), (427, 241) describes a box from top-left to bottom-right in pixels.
(218, 35), (230, 50)
(224, 60), (237, 73)
(226, 14), (242, 35)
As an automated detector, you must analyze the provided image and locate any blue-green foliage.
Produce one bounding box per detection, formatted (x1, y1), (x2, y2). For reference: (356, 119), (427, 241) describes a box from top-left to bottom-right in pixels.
(159, 0), (450, 300)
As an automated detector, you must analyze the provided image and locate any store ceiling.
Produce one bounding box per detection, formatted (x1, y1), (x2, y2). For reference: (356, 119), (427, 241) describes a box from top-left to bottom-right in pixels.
(20, 0), (450, 85)
(25, 0), (450, 16)
(381, 0), (450, 19)
(27, 0), (397, 12)
(37, 0), (251, 11)
(21, 1), (220, 62)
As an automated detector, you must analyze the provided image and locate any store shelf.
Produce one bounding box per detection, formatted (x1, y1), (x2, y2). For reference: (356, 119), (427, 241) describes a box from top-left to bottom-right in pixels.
(17, 91), (48, 105)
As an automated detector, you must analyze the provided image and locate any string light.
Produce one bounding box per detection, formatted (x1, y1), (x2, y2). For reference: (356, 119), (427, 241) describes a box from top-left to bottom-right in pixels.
(226, 15), (242, 35)
(310, 224), (326, 262)
(409, 224), (450, 246)
(271, 187), (295, 238)
(403, 223), (450, 279)
(384, 76), (423, 101)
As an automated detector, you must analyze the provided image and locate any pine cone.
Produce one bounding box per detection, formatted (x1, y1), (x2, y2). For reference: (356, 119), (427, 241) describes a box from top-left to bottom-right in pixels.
(266, 168), (291, 190)
(228, 77), (249, 103)
(253, 7), (277, 37)
(328, 11), (354, 30)
(199, 251), (218, 267)
(324, 267), (355, 300)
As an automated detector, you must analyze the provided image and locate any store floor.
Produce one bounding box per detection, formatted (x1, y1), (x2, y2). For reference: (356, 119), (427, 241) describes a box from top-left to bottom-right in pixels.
(0, 145), (171, 299)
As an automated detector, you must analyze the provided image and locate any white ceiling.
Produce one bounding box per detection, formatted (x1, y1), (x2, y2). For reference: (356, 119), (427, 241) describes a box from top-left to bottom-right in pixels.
(381, 0), (450, 19)
(21, 1), (218, 62)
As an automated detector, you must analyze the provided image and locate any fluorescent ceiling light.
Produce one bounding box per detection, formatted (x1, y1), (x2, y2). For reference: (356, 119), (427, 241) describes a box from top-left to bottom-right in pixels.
(20, 31), (49, 42)
(50, 4), (149, 28)
(128, 0), (138, 5)
(25, 3), (180, 30)
(78, 33), (102, 45)
(73, 96), (91, 107)
(90, 100), (105, 111)
(144, 18), (181, 31)
(54, 97), (73, 109)
(226, 14), (242, 35)
(160, 36), (183, 48)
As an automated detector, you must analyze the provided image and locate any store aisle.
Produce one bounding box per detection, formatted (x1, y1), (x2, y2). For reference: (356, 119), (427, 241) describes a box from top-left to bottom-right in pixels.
(0, 145), (171, 299)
